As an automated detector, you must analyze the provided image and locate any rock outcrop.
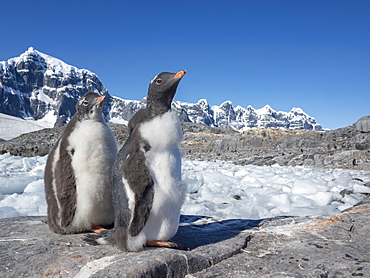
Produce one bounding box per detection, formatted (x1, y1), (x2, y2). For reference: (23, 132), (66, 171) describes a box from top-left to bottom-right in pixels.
(190, 199), (370, 278)
(1, 116), (369, 169)
(356, 115), (370, 133)
(182, 118), (370, 170)
(1, 199), (369, 277)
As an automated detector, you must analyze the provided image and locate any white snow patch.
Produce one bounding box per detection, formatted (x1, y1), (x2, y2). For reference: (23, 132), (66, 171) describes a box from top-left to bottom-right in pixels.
(109, 117), (128, 126)
(1, 154), (369, 221)
(0, 113), (51, 140)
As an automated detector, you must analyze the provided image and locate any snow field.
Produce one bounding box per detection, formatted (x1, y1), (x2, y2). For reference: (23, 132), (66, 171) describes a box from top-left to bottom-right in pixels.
(0, 153), (369, 220)
(0, 113), (54, 140)
(182, 159), (369, 219)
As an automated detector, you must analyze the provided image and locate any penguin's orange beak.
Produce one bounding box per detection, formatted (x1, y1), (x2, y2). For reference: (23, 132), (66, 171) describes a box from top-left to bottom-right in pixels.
(96, 96), (105, 102)
(173, 70), (186, 78)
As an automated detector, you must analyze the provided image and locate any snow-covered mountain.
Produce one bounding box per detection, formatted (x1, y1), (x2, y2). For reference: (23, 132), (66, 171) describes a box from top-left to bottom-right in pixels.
(172, 99), (323, 131)
(0, 48), (323, 131)
(0, 47), (112, 127)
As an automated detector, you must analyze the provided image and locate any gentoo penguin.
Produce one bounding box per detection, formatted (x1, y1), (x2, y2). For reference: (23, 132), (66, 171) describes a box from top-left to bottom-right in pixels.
(111, 70), (187, 251)
(44, 91), (118, 234)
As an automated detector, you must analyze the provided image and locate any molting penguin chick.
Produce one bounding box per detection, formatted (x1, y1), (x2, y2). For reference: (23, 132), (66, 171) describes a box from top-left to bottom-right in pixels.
(111, 70), (187, 251)
(44, 92), (118, 234)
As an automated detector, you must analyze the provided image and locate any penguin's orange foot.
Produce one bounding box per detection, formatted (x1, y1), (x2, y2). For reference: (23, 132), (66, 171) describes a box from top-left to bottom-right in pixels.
(90, 224), (106, 233)
(146, 240), (189, 250)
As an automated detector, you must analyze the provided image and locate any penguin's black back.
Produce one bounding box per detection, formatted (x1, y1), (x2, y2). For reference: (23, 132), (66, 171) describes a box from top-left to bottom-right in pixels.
(44, 116), (79, 234)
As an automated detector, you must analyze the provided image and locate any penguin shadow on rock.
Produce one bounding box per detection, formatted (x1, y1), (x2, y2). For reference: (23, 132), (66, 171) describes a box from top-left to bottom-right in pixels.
(44, 91), (118, 235)
(172, 215), (262, 250)
(85, 70), (189, 251)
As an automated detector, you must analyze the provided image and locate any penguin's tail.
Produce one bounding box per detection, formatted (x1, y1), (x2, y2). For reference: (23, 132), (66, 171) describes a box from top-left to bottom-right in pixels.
(115, 226), (130, 251)
(83, 229), (115, 246)
(115, 226), (146, 252)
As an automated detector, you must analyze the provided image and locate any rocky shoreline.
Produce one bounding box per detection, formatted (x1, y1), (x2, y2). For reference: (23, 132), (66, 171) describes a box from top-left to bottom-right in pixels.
(1, 198), (369, 277)
(1, 115), (369, 170)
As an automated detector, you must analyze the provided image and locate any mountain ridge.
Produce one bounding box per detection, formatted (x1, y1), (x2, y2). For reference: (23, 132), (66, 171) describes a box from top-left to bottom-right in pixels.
(0, 48), (323, 131)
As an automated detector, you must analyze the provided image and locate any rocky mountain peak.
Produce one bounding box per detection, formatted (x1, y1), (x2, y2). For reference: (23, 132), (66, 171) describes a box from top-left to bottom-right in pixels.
(0, 48), (324, 131)
(0, 48), (108, 127)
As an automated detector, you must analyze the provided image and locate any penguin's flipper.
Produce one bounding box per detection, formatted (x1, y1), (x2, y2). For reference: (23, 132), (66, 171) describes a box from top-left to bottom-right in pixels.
(56, 145), (77, 228)
(127, 109), (147, 134)
(123, 149), (154, 237)
(129, 176), (154, 237)
(111, 136), (134, 230)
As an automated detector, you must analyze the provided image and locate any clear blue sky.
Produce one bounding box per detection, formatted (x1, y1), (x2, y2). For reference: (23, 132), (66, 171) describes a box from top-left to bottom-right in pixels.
(1, 0), (369, 129)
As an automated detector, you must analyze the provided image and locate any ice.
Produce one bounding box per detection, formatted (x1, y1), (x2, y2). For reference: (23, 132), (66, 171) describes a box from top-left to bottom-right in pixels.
(0, 153), (369, 221)
(291, 179), (328, 195)
(181, 160), (370, 219)
(0, 176), (39, 194)
(306, 192), (336, 207)
(0, 154), (47, 218)
(0, 154), (46, 194)
(0, 206), (20, 218)
(353, 183), (370, 194)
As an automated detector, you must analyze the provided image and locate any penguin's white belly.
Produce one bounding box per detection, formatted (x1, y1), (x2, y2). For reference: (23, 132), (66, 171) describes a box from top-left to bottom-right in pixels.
(143, 148), (185, 240)
(66, 120), (117, 231)
(139, 111), (187, 240)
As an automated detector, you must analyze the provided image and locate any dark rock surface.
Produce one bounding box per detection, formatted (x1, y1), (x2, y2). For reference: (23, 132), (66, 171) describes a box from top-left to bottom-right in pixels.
(190, 199), (370, 278)
(1, 199), (369, 277)
(182, 122), (370, 170)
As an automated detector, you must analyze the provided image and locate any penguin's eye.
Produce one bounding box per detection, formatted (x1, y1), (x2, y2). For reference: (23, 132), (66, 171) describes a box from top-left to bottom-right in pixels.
(82, 100), (89, 106)
(156, 78), (162, 85)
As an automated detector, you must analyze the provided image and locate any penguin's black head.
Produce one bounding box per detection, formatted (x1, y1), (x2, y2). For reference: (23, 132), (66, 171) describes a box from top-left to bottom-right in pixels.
(147, 70), (186, 115)
(76, 91), (105, 121)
